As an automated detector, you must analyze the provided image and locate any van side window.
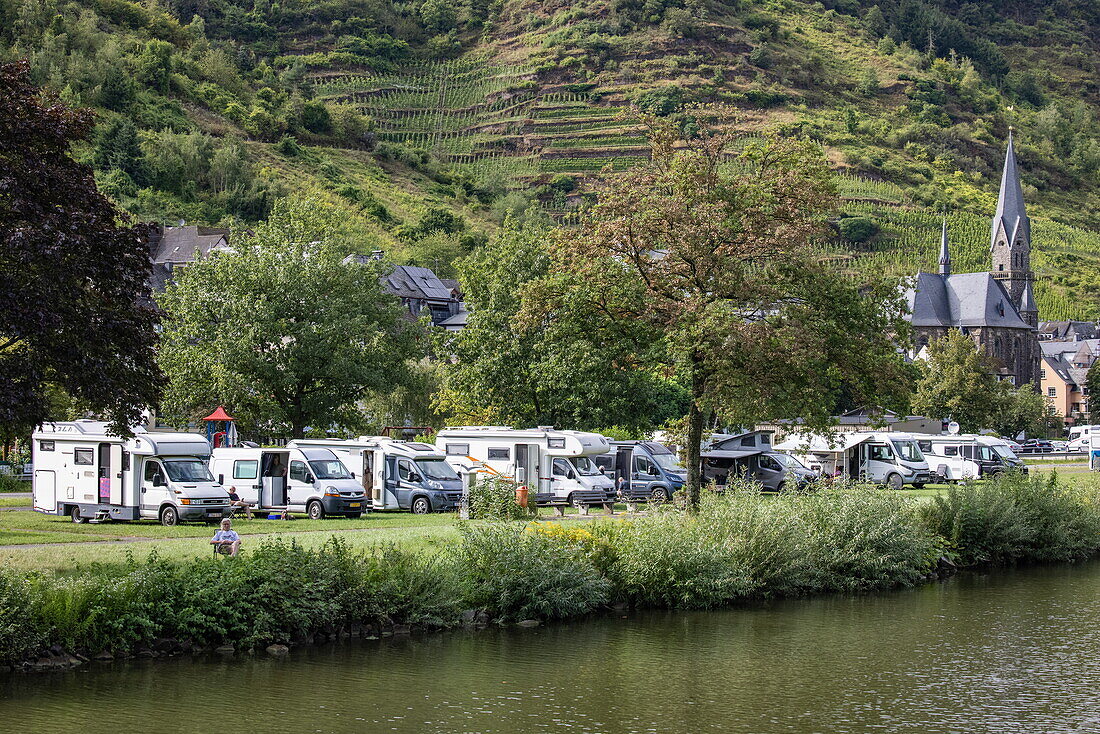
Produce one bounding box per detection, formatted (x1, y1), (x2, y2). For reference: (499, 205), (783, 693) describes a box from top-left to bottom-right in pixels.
(634, 456), (656, 476)
(758, 455), (781, 471)
(487, 448), (510, 460)
(144, 461), (160, 482)
(761, 434), (771, 445)
(74, 448), (93, 465)
(552, 459), (572, 477)
(868, 445), (893, 462)
(445, 444), (469, 456)
(741, 435), (756, 447)
(233, 460), (259, 480)
(944, 446), (958, 457)
(398, 460), (418, 481)
(290, 460), (310, 483)
(917, 441), (932, 453)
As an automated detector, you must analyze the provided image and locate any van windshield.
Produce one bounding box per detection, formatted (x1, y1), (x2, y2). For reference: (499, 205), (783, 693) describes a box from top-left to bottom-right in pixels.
(308, 460), (352, 480)
(570, 456), (603, 476)
(416, 459), (459, 481)
(992, 445), (1018, 460)
(650, 452), (685, 473)
(774, 453), (807, 470)
(163, 459), (213, 483)
(890, 440), (924, 463)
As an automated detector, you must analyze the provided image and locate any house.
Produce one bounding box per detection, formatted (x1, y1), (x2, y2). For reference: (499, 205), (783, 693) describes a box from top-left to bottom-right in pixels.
(147, 224), (231, 292)
(345, 255), (466, 329)
(1040, 339), (1096, 426)
(1039, 321), (1099, 342)
(903, 132), (1040, 386)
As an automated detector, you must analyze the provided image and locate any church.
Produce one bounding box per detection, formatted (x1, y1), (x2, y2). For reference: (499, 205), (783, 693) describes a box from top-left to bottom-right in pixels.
(904, 131), (1041, 387)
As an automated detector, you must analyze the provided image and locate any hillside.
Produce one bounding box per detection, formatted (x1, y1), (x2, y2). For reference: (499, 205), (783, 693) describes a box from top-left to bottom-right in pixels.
(2, 0), (1099, 316)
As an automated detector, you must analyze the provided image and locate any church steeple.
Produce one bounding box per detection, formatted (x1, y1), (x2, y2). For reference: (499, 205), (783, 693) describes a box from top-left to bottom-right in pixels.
(991, 128), (1030, 251)
(938, 216), (951, 277)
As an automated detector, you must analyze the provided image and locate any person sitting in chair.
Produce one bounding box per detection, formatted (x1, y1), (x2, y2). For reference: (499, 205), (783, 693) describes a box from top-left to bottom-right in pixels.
(226, 486), (253, 519)
(211, 519), (241, 556)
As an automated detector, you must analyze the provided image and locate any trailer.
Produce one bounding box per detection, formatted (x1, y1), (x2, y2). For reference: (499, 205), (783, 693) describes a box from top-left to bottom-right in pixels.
(289, 437), (463, 514)
(435, 427), (614, 507)
(32, 421), (230, 526)
(775, 431), (932, 489)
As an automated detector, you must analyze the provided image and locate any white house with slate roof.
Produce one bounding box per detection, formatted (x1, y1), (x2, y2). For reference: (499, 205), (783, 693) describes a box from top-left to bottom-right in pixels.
(904, 132), (1040, 386)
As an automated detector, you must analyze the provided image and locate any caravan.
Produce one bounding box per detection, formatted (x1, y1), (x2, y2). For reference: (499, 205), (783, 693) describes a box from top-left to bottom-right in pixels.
(210, 446), (368, 518)
(32, 421), (230, 525)
(776, 431), (932, 489)
(436, 427), (615, 506)
(289, 438), (462, 514)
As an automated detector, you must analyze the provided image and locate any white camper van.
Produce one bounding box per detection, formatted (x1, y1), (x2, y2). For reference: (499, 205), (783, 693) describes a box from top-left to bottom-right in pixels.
(435, 427), (615, 506)
(290, 438), (463, 514)
(776, 431), (932, 489)
(209, 446), (367, 518)
(32, 421), (230, 525)
(914, 435), (1025, 482)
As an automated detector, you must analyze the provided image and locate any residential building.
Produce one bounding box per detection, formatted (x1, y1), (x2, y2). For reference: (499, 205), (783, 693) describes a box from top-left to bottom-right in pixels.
(345, 255), (466, 329)
(147, 224), (231, 292)
(1038, 321), (1099, 342)
(903, 132), (1040, 386)
(1040, 339), (1096, 426)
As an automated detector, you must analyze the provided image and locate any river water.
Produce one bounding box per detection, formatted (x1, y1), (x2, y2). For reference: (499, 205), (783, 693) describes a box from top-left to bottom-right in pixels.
(3, 561), (1100, 733)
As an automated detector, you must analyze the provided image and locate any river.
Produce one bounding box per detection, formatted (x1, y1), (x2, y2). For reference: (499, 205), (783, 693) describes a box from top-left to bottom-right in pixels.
(3, 561), (1099, 733)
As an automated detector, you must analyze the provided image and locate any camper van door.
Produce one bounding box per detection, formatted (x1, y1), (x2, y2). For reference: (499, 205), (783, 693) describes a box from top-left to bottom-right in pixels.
(261, 451), (289, 507)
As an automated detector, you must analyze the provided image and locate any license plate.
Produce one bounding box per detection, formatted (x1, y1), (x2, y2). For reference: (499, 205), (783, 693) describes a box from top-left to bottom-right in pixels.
(349, 502), (361, 508)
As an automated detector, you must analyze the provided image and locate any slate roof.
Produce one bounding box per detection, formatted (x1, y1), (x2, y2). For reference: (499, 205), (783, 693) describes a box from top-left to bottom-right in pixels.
(1039, 321), (1098, 341)
(1042, 339), (1100, 361)
(991, 130), (1031, 250)
(384, 265), (454, 302)
(905, 271), (1031, 330)
(437, 306), (468, 328)
(150, 225), (229, 263)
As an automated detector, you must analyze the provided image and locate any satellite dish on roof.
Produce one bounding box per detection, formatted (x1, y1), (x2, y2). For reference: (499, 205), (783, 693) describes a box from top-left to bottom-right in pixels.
(948, 421), (960, 435)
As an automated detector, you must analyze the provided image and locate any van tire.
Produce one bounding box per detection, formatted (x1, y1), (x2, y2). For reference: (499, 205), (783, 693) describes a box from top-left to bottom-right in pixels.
(307, 501), (325, 520)
(411, 496), (431, 514)
(159, 506), (179, 526)
(70, 506), (87, 524)
(650, 486), (670, 503)
(775, 482), (787, 494)
(886, 473), (904, 491)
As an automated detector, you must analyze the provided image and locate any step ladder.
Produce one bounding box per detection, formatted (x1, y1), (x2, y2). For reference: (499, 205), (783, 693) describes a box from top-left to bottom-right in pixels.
(90, 509), (112, 523)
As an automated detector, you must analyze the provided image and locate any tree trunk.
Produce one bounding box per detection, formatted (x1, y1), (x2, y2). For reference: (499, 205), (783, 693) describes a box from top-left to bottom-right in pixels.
(684, 354), (705, 513)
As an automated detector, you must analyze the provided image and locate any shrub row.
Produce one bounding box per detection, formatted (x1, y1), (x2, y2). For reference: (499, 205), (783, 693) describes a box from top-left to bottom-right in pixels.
(3, 472), (1099, 665)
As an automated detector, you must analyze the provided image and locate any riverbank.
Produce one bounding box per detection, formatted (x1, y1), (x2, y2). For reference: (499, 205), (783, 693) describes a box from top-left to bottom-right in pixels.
(3, 471), (1099, 673)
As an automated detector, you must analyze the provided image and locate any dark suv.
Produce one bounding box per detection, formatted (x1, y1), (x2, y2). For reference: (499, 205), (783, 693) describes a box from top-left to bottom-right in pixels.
(1020, 439), (1053, 454)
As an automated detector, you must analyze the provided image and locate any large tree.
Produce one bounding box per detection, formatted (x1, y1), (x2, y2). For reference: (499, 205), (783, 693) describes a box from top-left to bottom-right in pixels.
(437, 219), (685, 431)
(0, 61), (162, 435)
(157, 196), (418, 438)
(546, 120), (911, 508)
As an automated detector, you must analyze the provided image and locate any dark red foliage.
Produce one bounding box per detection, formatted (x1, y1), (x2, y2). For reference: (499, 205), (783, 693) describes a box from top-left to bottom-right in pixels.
(0, 60), (163, 435)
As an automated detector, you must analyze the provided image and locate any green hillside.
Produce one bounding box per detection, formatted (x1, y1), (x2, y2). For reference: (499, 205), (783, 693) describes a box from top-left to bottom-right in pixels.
(3, 0), (1099, 316)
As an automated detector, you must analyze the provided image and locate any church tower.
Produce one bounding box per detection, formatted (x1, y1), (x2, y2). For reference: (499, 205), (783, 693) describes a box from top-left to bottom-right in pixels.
(990, 129), (1038, 328)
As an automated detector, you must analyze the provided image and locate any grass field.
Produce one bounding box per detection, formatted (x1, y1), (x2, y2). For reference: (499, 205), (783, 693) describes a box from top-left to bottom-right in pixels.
(0, 495), (30, 508)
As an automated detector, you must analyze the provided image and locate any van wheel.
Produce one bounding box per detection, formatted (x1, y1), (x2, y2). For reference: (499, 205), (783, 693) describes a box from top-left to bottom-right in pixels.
(774, 482), (787, 494)
(650, 486), (670, 503)
(307, 501), (325, 520)
(159, 506), (179, 526)
(411, 496), (431, 514)
(886, 474), (904, 491)
(70, 506), (87, 524)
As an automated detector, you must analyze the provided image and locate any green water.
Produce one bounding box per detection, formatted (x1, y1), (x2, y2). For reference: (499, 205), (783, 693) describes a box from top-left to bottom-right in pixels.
(3, 562), (1100, 733)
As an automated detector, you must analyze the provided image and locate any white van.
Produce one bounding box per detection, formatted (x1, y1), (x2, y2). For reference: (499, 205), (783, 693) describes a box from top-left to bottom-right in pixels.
(436, 427), (615, 506)
(210, 447), (366, 518)
(290, 438), (464, 514)
(776, 431), (932, 489)
(32, 421), (230, 526)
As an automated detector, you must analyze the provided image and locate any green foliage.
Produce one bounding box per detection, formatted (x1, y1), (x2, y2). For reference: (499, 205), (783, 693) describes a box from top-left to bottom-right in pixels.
(911, 331), (998, 431)
(157, 195), (419, 438)
(919, 472), (1100, 566)
(837, 215), (878, 242)
(457, 524), (611, 621)
(468, 474), (532, 521)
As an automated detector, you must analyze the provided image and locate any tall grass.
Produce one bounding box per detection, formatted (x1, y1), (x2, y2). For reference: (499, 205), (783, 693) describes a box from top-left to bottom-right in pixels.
(4, 475), (1100, 664)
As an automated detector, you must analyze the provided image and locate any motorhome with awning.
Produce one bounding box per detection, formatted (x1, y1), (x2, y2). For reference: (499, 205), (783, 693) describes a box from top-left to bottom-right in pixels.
(775, 432), (932, 489)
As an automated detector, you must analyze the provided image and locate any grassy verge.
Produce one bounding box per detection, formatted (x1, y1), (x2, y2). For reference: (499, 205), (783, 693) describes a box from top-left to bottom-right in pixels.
(3, 472), (1098, 668)
(0, 496), (30, 508)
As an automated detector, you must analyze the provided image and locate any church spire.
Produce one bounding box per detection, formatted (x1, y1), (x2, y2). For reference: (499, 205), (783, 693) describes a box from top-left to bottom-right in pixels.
(990, 128), (1030, 251)
(938, 216), (951, 277)
(1020, 278), (1038, 315)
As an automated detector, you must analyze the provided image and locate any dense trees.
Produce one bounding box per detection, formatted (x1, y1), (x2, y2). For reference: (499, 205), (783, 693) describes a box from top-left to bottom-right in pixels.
(157, 196), (418, 438)
(0, 61), (162, 434)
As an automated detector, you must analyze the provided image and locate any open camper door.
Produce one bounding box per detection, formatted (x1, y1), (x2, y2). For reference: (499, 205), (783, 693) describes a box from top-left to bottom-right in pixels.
(260, 451), (290, 507)
(97, 443), (125, 505)
(514, 444), (544, 500)
(614, 445), (633, 497)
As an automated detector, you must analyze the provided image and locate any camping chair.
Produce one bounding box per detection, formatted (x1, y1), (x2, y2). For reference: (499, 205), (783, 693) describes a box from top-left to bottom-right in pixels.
(228, 502), (255, 520)
(212, 543), (233, 558)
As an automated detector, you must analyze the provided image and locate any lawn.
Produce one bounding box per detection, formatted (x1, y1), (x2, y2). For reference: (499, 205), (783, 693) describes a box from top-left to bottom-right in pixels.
(0, 495), (30, 508)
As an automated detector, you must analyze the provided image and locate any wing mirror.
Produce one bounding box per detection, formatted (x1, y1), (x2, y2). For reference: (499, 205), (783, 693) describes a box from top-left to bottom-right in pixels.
(152, 473), (166, 487)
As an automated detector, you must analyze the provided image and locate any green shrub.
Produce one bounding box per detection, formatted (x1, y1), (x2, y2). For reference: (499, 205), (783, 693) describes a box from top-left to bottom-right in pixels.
(457, 524), (610, 621)
(469, 475), (531, 520)
(0, 573), (43, 662)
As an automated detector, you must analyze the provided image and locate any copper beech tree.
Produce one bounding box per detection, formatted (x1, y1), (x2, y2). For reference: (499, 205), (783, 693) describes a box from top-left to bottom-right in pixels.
(541, 120), (911, 509)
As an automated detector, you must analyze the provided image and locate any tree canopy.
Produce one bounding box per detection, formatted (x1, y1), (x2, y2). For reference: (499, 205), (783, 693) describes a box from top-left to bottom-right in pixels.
(157, 195), (418, 438)
(545, 119), (912, 507)
(0, 60), (162, 435)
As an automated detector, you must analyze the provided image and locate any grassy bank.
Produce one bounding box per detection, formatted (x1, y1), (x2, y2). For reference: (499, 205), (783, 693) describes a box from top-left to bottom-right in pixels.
(3, 472), (1099, 667)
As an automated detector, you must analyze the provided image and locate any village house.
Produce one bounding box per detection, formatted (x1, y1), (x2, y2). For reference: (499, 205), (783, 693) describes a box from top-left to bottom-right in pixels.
(1040, 339), (1096, 426)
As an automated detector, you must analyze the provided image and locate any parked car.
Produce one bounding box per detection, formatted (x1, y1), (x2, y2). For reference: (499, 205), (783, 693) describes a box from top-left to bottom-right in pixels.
(1001, 438), (1024, 453)
(1050, 440), (1069, 452)
(1019, 439), (1054, 454)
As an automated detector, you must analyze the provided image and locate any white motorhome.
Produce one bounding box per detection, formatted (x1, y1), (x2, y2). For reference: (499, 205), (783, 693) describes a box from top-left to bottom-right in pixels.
(32, 421), (230, 526)
(1069, 424), (1100, 442)
(289, 438), (463, 514)
(914, 434), (1007, 482)
(775, 431), (932, 489)
(435, 427), (615, 506)
(209, 447), (367, 518)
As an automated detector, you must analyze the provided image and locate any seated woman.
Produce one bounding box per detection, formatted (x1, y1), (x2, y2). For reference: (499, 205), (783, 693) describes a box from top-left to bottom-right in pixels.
(210, 518), (242, 556)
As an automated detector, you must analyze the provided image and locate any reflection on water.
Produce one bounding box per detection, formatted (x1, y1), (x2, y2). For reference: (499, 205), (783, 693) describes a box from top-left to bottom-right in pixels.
(3, 562), (1100, 733)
